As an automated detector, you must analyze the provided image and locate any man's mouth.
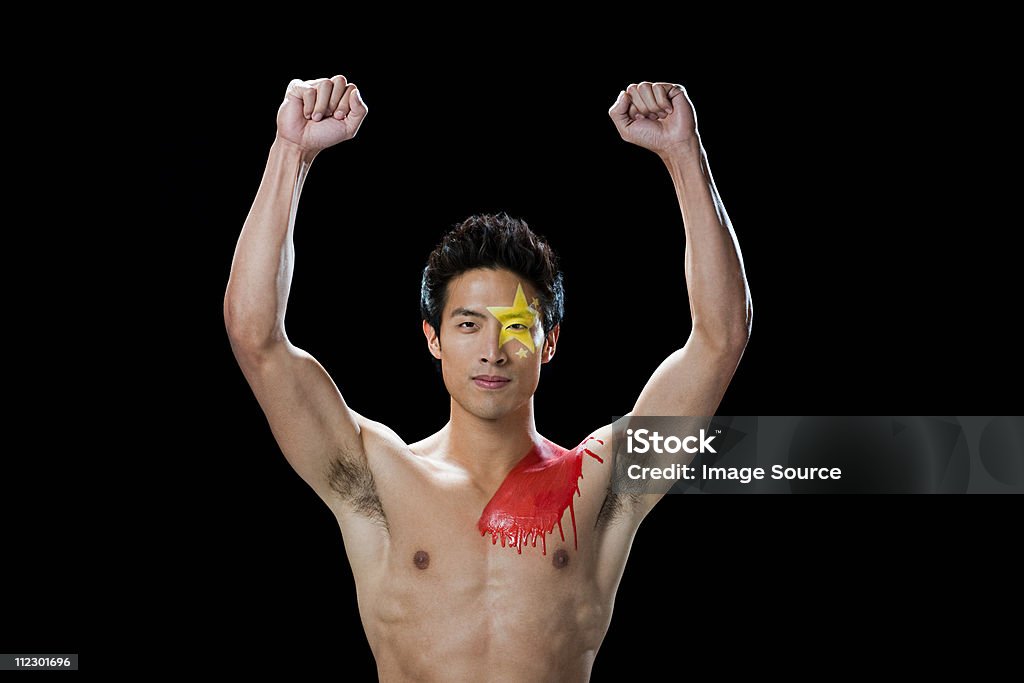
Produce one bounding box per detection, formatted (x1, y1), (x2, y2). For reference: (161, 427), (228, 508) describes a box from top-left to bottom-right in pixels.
(473, 375), (511, 390)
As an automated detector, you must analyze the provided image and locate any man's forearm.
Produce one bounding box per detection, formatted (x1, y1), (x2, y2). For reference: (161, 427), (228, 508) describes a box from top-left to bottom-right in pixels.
(661, 139), (752, 347)
(224, 138), (316, 348)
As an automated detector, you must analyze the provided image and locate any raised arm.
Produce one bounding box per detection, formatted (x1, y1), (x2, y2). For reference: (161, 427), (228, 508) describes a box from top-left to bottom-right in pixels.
(224, 76), (369, 503)
(607, 82), (752, 511)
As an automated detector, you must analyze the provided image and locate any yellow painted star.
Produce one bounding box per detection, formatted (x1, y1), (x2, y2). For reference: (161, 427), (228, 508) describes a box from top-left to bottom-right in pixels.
(515, 347), (529, 359)
(486, 283), (538, 354)
(530, 297), (540, 309)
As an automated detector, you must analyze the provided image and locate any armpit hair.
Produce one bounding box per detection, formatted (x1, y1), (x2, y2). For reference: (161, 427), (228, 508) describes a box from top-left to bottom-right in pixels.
(595, 484), (641, 529)
(326, 451), (389, 532)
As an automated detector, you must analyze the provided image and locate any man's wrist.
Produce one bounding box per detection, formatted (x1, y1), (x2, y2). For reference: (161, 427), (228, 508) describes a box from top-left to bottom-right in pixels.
(272, 136), (318, 165)
(657, 136), (703, 165)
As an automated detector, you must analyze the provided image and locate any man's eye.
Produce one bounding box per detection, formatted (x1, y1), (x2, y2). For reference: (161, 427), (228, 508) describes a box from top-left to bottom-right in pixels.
(507, 324), (528, 330)
(458, 321), (476, 328)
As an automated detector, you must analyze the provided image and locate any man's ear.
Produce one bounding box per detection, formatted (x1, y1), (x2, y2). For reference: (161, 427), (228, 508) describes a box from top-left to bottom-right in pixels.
(541, 323), (560, 364)
(423, 320), (442, 360)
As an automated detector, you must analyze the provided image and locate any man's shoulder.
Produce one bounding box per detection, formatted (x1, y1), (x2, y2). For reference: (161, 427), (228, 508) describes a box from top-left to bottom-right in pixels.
(567, 422), (616, 457)
(545, 422), (616, 491)
(353, 414), (415, 458)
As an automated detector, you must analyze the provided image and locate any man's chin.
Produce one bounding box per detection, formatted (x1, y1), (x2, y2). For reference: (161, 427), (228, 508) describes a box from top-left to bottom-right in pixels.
(460, 397), (522, 422)
(473, 406), (513, 421)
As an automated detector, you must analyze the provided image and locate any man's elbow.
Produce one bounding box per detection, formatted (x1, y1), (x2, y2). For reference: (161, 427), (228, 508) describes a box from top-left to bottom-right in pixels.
(737, 301), (753, 350)
(722, 298), (753, 351)
(224, 295), (282, 357)
(721, 326), (751, 355)
(694, 310), (751, 354)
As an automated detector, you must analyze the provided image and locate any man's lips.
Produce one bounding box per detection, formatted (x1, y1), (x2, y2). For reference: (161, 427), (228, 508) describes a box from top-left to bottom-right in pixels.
(473, 375), (511, 390)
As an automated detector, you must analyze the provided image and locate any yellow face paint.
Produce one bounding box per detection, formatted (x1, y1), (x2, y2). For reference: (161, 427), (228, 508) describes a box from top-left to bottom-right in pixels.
(486, 283), (539, 355)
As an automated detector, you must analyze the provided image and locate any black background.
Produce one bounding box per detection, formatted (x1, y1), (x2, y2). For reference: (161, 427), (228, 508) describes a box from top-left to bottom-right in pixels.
(8, 36), (1018, 675)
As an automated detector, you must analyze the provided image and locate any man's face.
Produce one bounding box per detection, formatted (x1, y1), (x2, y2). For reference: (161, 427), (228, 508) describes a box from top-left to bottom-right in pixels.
(424, 268), (558, 420)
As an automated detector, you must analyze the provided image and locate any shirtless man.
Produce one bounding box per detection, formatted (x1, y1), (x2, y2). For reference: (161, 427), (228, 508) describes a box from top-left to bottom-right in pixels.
(224, 74), (752, 682)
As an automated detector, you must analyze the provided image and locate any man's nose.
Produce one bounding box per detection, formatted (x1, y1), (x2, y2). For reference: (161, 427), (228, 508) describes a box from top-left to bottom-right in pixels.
(481, 328), (508, 365)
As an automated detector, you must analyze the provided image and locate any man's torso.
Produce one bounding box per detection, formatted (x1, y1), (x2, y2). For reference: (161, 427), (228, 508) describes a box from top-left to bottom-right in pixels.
(320, 420), (641, 682)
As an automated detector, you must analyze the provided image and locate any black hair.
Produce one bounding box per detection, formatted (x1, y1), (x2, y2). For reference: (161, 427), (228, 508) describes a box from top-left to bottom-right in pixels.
(420, 212), (565, 371)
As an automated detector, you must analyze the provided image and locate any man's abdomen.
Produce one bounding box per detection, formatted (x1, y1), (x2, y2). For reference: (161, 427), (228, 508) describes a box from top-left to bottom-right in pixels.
(362, 537), (609, 682)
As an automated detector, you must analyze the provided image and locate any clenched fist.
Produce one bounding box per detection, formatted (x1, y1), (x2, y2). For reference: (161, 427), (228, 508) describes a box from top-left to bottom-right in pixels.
(609, 82), (698, 158)
(277, 75), (368, 154)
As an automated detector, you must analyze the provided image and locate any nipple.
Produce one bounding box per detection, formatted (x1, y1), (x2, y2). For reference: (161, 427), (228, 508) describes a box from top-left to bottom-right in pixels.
(413, 550), (430, 570)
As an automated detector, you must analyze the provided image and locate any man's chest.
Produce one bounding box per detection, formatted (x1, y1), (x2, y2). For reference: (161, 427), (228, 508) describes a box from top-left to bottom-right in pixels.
(376, 440), (613, 565)
(369, 505), (598, 631)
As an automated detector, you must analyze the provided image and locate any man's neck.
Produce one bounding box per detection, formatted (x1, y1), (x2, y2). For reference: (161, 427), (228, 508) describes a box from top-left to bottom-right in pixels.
(442, 399), (541, 487)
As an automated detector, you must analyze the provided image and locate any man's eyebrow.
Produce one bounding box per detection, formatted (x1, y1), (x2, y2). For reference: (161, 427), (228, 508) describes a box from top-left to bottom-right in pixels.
(450, 307), (488, 319)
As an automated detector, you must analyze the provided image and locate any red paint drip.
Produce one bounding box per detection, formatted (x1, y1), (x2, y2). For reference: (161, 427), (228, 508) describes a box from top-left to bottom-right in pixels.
(478, 435), (605, 554)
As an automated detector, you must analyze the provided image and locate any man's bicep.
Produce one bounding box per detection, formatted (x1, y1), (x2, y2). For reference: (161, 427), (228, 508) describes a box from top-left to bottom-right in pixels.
(232, 340), (366, 498)
(619, 332), (746, 518)
(631, 330), (745, 418)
